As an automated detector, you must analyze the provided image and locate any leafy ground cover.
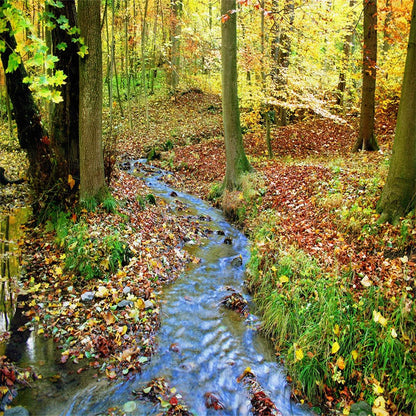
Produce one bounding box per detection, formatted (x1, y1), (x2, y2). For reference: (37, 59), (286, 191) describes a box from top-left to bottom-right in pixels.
(0, 92), (415, 415)
(115, 94), (414, 415)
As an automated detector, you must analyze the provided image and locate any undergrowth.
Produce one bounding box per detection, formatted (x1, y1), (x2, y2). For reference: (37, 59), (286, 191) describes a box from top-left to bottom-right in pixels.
(246, 237), (415, 415)
(245, 167), (416, 415)
(45, 206), (131, 282)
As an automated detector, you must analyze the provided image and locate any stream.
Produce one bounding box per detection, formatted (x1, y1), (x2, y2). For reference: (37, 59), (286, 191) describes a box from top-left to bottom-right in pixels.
(9, 163), (311, 416)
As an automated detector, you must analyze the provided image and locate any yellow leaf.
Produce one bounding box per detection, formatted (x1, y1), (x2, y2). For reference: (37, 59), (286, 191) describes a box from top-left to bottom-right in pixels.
(271, 265), (277, 272)
(96, 286), (109, 298)
(68, 174), (75, 190)
(279, 275), (289, 283)
(119, 325), (128, 335)
(295, 347), (304, 362)
(373, 382), (384, 395)
(331, 341), (340, 354)
(333, 324), (340, 336)
(336, 356), (345, 370)
(391, 327), (397, 338)
(55, 266), (63, 276)
(351, 350), (359, 361)
(0, 386), (9, 394)
(373, 310), (388, 327)
(37, 328), (44, 335)
(372, 396), (389, 416)
(343, 406), (350, 415)
(135, 298), (145, 310)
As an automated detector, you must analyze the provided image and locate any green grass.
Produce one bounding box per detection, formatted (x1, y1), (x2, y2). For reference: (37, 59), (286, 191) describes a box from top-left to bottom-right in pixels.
(246, 234), (416, 414)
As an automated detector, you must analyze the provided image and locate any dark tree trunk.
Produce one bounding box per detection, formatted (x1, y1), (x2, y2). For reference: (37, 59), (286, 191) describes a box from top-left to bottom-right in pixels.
(221, 0), (251, 192)
(49, 0), (80, 187)
(0, 0), (51, 196)
(377, 0), (416, 223)
(353, 0), (379, 152)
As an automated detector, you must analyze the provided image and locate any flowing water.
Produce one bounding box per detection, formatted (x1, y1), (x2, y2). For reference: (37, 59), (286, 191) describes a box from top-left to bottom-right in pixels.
(10, 165), (311, 416)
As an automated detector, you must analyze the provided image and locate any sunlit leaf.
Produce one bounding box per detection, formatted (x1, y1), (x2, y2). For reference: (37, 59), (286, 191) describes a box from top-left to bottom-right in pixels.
(331, 341), (340, 354)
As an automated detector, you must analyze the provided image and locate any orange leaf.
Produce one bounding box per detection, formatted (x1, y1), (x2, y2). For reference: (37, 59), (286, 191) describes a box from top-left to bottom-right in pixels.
(68, 174), (75, 190)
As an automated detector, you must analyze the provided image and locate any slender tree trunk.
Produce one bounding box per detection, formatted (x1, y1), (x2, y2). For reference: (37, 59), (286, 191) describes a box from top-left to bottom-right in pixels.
(336, 0), (355, 109)
(383, 0), (392, 53)
(141, 0), (150, 128)
(49, 0), (80, 186)
(377, 0), (416, 223)
(79, 0), (105, 200)
(271, 0), (294, 126)
(353, 0), (379, 151)
(0, 0), (51, 197)
(221, 0), (251, 191)
(169, 0), (182, 93)
(149, 0), (160, 95)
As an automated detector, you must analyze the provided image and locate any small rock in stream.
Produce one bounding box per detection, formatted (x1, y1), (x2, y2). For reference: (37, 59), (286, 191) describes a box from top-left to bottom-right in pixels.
(117, 300), (134, 309)
(223, 237), (232, 245)
(204, 392), (225, 410)
(4, 407), (30, 416)
(170, 191), (178, 197)
(80, 291), (95, 302)
(231, 255), (243, 267)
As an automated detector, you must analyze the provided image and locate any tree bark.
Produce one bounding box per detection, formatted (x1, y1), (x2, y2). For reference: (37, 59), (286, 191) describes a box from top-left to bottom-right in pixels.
(377, 0), (416, 223)
(353, 0), (379, 151)
(221, 0), (251, 191)
(169, 0), (182, 93)
(271, 0), (294, 126)
(79, 0), (105, 200)
(336, 0), (355, 109)
(0, 0), (51, 196)
(49, 0), (80, 186)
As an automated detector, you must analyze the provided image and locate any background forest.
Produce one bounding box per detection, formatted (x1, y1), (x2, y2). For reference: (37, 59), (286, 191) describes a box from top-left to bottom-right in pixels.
(0, 0), (415, 416)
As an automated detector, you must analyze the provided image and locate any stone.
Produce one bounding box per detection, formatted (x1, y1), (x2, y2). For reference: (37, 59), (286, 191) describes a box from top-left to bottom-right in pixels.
(122, 286), (131, 295)
(4, 407), (30, 416)
(230, 256), (243, 267)
(80, 291), (95, 302)
(117, 300), (134, 309)
(349, 401), (373, 416)
(144, 300), (155, 309)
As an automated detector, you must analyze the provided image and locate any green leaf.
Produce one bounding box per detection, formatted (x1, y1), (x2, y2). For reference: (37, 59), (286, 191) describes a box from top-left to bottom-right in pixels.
(68, 26), (80, 35)
(6, 52), (21, 73)
(44, 54), (59, 69)
(53, 70), (67, 86)
(56, 42), (67, 51)
(78, 45), (88, 58)
(56, 15), (69, 26)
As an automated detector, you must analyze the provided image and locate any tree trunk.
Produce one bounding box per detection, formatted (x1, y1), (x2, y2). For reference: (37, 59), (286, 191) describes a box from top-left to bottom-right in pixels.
(79, 0), (105, 200)
(271, 0), (294, 126)
(169, 0), (182, 93)
(221, 0), (251, 191)
(0, 0), (51, 196)
(353, 0), (379, 152)
(49, 0), (80, 187)
(377, 0), (416, 223)
(336, 0), (355, 109)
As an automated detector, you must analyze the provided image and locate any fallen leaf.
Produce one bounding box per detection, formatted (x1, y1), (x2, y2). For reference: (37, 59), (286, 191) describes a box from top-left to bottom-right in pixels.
(331, 341), (340, 354)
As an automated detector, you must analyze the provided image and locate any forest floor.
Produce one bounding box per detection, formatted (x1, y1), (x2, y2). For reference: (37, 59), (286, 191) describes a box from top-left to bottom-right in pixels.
(0, 90), (414, 416)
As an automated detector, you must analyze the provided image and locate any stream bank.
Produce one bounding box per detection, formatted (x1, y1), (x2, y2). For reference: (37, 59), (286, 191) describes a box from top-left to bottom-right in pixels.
(2, 163), (311, 415)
